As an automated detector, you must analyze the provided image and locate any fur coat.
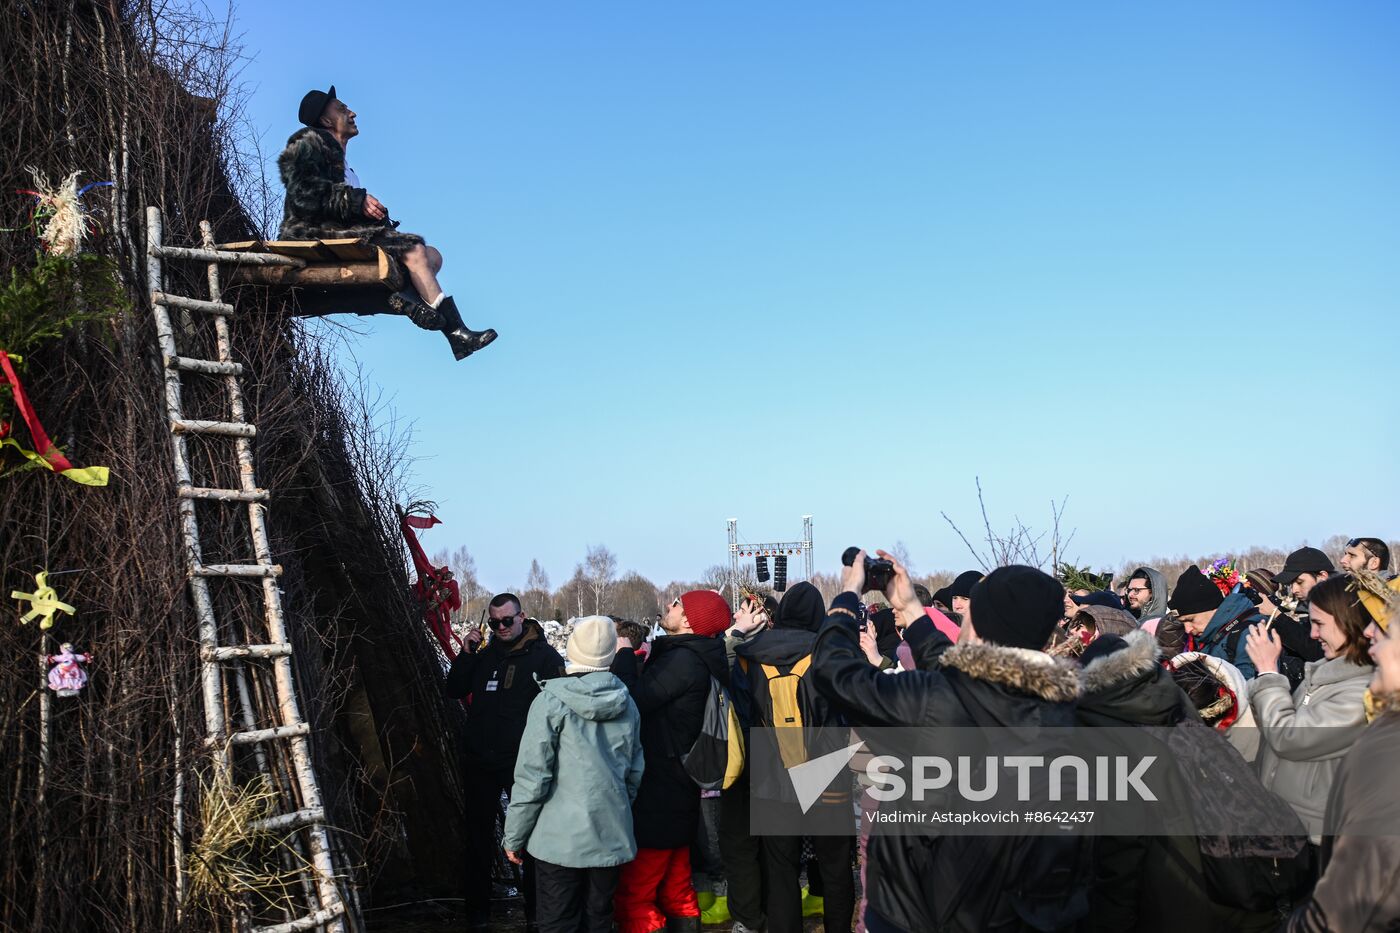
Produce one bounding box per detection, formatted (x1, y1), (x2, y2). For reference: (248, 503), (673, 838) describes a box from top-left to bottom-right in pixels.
(276, 127), (424, 257)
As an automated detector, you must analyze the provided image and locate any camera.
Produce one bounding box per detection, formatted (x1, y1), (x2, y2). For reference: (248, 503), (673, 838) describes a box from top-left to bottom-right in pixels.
(842, 546), (895, 593)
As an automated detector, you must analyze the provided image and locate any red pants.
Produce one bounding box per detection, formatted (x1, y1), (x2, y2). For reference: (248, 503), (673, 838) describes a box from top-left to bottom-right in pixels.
(614, 847), (699, 933)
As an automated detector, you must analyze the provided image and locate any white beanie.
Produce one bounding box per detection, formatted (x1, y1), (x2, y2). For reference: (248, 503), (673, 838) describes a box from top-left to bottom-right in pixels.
(565, 615), (618, 674)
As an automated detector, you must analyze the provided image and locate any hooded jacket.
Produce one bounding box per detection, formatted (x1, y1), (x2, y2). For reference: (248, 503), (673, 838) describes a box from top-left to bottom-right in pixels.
(732, 583), (848, 805)
(1188, 592), (1262, 680)
(1286, 708), (1400, 932)
(611, 631), (728, 849)
(1252, 655), (1373, 841)
(501, 671), (644, 868)
(1130, 567), (1171, 625)
(813, 591), (1089, 933)
(446, 619), (566, 772)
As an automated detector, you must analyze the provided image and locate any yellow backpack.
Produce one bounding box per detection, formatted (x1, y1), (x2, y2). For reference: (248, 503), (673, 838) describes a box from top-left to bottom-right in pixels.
(760, 656), (812, 769)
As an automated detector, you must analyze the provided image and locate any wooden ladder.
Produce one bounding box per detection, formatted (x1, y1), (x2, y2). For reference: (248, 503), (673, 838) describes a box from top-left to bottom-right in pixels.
(145, 206), (351, 933)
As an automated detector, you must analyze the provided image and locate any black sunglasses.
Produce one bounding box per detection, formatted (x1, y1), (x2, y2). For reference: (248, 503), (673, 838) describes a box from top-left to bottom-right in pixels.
(486, 614), (519, 630)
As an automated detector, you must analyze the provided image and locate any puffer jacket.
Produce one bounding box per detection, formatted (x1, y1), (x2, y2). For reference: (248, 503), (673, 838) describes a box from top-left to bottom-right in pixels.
(1285, 707), (1400, 931)
(501, 671), (644, 868)
(1252, 655), (1372, 841)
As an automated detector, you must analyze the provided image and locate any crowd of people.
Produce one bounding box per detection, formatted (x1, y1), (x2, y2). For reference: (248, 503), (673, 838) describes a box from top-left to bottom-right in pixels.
(442, 537), (1400, 933)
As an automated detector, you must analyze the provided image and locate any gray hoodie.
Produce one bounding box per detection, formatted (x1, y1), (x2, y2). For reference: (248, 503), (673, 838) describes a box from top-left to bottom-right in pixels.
(1130, 566), (1170, 624)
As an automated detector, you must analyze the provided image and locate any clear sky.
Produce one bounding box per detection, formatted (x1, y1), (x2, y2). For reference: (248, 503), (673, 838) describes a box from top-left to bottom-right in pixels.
(230, 1), (1399, 589)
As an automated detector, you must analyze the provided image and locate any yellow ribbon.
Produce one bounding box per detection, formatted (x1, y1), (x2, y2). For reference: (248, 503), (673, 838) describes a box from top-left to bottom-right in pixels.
(11, 571), (76, 629)
(0, 437), (109, 486)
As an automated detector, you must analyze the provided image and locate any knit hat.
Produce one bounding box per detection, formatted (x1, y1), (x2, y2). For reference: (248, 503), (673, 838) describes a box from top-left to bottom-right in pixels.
(1167, 565), (1225, 615)
(967, 565), (1065, 649)
(949, 570), (984, 600)
(1070, 590), (1125, 611)
(565, 615), (618, 674)
(680, 590), (731, 637)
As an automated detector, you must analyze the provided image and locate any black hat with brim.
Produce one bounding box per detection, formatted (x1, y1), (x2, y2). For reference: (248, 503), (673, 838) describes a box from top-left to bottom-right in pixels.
(1274, 546), (1336, 587)
(298, 85), (336, 127)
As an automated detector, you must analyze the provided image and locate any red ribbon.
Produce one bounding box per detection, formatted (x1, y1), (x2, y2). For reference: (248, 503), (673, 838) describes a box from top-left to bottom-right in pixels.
(400, 511), (463, 657)
(0, 350), (75, 473)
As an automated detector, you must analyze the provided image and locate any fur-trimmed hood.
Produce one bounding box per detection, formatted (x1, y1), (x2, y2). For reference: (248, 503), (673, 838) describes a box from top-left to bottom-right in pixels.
(1077, 629), (1197, 728)
(1079, 628), (1160, 694)
(938, 642), (1080, 704)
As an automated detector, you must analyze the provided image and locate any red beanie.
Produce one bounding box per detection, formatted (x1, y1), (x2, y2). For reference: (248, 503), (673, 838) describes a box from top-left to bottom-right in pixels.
(680, 590), (731, 637)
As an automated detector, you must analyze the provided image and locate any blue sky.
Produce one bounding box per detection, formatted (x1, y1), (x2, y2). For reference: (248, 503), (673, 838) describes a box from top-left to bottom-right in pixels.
(231, 1), (1399, 589)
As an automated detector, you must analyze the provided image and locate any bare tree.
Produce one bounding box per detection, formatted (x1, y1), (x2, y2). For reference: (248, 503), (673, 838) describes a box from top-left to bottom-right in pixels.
(610, 572), (661, 623)
(941, 477), (1076, 571)
(526, 559), (551, 594)
(584, 544), (619, 614)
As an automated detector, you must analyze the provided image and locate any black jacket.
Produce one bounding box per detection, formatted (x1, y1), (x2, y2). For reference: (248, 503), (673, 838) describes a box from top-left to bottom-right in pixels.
(611, 632), (727, 849)
(732, 626), (847, 805)
(813, 592), (1088, 933)
(445, 620), (565, 773)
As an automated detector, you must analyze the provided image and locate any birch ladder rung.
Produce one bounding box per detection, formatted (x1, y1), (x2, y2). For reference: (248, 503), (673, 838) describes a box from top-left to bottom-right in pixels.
(165, 355), (244, 376)
(152, 244), (306, 267)
(204, 644), (295, 661)
(252, 905), (347, 933)
(249, 807), (326, 833)
(171, 418), (257, 437)
(228, 723), (311, 746)
(192, 563), (283, 578)
(178, 485), (270, 503)
(152, 291), (235, 315)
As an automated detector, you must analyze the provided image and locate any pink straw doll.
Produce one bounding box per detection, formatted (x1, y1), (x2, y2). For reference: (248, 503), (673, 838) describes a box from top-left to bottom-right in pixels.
(47, 643), (92, 697)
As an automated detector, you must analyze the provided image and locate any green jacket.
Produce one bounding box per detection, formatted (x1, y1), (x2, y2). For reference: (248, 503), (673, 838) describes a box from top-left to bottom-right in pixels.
(501, 671), (645, 868)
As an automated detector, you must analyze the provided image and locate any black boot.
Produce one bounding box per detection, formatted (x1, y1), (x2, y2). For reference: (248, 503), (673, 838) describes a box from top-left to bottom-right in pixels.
(386, 289), (445, 330)
(436, 295), (497, 361)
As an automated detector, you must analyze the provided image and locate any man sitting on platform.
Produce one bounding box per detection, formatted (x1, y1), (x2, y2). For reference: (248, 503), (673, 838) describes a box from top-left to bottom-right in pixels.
(278, 85), (497, 361)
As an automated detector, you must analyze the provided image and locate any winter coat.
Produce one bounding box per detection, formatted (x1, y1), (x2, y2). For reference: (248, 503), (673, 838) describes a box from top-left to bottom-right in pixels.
(445, 620), (567, 773)
(813, 591), (1089, 933)
(732, 626), (847, 806)
(1252, 655), (1372, 841)
(1075, 630), (1276, 933)
(500, 672), (645, 868)
(1286, 708), (1400, 932)
(610, 632), (728, 849)
(1187, 593), (1262, 680)
(275, 126), (425, 257)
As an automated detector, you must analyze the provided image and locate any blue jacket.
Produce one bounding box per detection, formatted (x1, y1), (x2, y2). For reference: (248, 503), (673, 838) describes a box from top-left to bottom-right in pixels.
(501, 671), (644, 868)
(1189, 593), (1261, 680)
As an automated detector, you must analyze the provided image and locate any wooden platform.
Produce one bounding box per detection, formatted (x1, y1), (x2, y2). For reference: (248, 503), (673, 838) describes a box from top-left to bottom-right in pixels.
(217, 238), (405, 318)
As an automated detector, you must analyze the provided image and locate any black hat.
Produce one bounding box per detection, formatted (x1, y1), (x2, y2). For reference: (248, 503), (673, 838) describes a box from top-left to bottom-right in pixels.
(1274, 547), (1335, 587)
(298, 85), (336, 127)
(967, 565), (1064, 650)
(949, 570), (984, 600)
(1071, 590), (1125, 611)
(1167, 565), (1225, 615)
(931, 585), (954, 608)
